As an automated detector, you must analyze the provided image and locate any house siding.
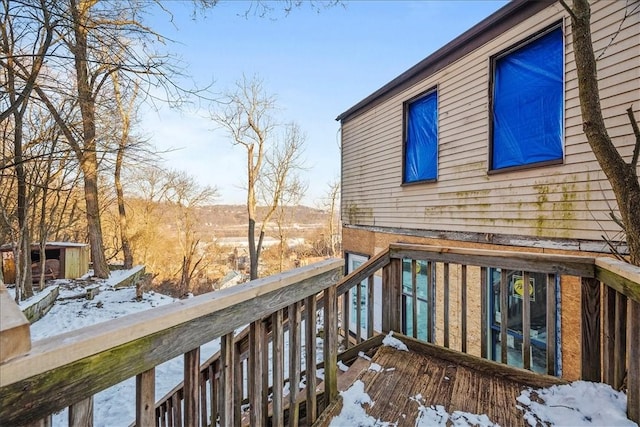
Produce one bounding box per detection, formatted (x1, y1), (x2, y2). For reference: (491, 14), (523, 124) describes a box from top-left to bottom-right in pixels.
(341, 0), (639, 245)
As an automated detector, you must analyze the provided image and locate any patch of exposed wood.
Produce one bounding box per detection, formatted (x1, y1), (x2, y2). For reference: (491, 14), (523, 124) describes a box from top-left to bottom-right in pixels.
(315, 336), (566, 427)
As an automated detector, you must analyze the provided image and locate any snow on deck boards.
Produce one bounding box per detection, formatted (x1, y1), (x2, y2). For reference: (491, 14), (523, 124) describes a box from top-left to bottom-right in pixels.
(316, 342), (557, 427)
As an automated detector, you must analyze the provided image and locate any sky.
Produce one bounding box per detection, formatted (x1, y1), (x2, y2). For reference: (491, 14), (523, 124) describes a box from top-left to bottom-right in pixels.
(139, 0), (510, 206)
(14, 275), (636, 427)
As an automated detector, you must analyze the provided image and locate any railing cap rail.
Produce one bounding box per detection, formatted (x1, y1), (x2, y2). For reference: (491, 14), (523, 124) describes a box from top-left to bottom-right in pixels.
(0, 258), (343, 388)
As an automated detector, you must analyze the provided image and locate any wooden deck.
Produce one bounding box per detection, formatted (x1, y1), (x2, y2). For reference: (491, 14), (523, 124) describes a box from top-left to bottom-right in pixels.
(315, 334), (566, 427)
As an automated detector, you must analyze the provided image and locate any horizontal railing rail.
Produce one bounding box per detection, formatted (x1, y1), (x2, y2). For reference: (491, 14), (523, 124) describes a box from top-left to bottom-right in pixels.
(0, 259), (343, 426)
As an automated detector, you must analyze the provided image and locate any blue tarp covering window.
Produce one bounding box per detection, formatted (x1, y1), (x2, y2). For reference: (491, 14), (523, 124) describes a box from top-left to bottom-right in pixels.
(404, 91), (438, 182)
(492, 27), (563, 170)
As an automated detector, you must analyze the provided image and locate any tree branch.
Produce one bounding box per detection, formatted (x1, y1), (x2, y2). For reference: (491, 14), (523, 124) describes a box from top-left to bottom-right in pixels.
(558, 0), (577, 21)
(627, 105), (640, 168)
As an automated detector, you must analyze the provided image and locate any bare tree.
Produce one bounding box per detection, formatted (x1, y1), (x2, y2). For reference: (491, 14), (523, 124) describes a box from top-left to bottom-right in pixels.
(325, 179), (340, 257)
(212, 76), (307, 279)
(164, 171), (217, 296)
(559, 0), (639, 421)
(110, 71), (138, 269)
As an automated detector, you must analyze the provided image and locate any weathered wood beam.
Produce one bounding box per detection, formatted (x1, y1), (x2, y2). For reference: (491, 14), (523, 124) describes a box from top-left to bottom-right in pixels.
(323, 285), (338, 408)
(135, 368), (155, 427)
(184, 348), (200, 427)
(581, 277), (601, 382)
(304, 296), (318, 424)
(389, 243), (595, 277)
(0, 284), (31, 363)
(0, 261), (342, 425)
(392, 333), (566, 389)
(595, 257), (640, 303)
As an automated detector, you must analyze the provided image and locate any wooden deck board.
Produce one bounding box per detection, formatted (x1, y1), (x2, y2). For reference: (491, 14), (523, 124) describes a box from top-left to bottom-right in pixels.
(315, 341), (551, 427)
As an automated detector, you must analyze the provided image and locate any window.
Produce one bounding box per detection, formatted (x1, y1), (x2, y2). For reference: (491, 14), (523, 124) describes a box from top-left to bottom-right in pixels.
(401, 259), (430, 341)
(345, 253), (382, 337)
(487, 268), (559, 374)
(403, 89), (438, 183)
(490, 26), (564, 171)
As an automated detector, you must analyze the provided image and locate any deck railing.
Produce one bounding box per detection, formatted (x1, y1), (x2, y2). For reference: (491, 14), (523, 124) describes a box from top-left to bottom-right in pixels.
(337, 243), (640, 423)
(0, 259), (343, 426)
(1, 244), (639, 425)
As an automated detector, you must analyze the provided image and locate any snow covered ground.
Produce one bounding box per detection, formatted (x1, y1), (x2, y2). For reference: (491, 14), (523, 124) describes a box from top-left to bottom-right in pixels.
(11, 274), (638, 427)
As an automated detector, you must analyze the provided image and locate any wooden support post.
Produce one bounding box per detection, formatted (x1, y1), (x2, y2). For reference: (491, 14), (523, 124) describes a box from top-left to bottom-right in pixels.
(367, 276), (374, 339)
(272, 310), (285, 427)
(200, 366), (208, 427)
(323, 285), (338, 408)
(443, 263), (450, 348)
(522, 272), (531, 371)
(411, 259), (418, 339)
(628, 300), (640, 424)
(461, 265), (468, 353)
(184, 347), (200, 427)
(261, 319), (269, 426)
(305, 295), (318, 424)
(220, 333), (235, 427)
(342, 291), (350, 349)
(500, 269), (508, 365)
(209, 362), (218, 427)
(69, 397), (93, 427)
(546, 274), (557, 376)
(427, 262), (435, 344)
(356, 280), (362, 343)
(581, 277), (601, 382)
(249, 321), (264, 427)
(614, 292), (627, 390)
(603, 286), (616, 386)
(136, 368), (155, 427)
(234, 343), (242, 425)
(480, 267), (488, 359)
(288, 302), (301, 427)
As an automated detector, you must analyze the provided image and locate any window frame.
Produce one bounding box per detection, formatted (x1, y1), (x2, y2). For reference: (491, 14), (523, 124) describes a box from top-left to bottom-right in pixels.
(402, 87), (439, 185)
(487, 22), (565, 174)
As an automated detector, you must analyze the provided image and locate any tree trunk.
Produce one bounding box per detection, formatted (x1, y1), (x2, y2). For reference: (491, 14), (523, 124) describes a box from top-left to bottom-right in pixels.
(568, 0), (640, 265)
(71, 0), (109, 278)
(115, 147), (133, 269)
(81, 151), (109, 278)
(11, 88), (33, 299)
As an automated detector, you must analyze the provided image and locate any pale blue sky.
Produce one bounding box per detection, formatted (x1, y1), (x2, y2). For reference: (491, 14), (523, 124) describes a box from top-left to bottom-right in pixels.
(141, 0), (508, 206)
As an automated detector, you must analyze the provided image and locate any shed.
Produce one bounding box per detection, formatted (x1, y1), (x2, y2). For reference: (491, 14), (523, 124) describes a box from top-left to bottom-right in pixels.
(0, 242), (90, 284)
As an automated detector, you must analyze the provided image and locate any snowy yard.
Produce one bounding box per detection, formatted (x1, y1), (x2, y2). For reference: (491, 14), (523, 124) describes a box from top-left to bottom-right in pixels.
(11, 272), (638, 427)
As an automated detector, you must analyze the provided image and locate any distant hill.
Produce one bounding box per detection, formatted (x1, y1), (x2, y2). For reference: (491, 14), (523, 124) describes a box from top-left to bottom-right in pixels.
(192, 204), (329, 238)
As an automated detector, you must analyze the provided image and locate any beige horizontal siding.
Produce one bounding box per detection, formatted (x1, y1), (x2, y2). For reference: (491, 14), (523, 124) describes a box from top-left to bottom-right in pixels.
(341, 0), (639, 244)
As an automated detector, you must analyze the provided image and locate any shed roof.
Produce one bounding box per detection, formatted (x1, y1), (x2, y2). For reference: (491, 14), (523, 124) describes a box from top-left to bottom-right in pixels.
(0, 242), (88, 252)
(335, 0), (556, 123)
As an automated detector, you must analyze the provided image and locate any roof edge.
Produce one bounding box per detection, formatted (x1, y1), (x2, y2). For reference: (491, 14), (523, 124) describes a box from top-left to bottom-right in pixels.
(336, 0), (556, 123)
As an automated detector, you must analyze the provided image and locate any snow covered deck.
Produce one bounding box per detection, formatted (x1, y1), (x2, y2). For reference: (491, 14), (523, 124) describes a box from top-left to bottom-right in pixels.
(316, 333), (566, 427)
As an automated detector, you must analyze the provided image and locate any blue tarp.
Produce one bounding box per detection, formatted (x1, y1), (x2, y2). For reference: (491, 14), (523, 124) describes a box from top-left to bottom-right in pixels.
(492, 27), (563, 170)
(405, 91), (438, 182)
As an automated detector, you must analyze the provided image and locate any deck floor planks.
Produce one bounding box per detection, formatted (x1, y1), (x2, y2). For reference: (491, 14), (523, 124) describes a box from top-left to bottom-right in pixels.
(315, 344), (533, 426)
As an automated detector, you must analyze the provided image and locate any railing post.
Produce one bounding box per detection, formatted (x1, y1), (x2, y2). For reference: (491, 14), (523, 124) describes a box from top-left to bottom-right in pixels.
(629, 300), (640, 423)
(69, 397), (93, 427)
(323, 284), (338, 407)
(581, 277), (601, 382)
(184, 347), (200, 427)
(288, 302), (302, 427)
(249, 320), (264, 426)
(136, 368), (155, 426)
(220, 333), (235, 427)
(305, 295), (318, 424)
(382, 258), (402, 332)
(272, 310), (285, 427)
